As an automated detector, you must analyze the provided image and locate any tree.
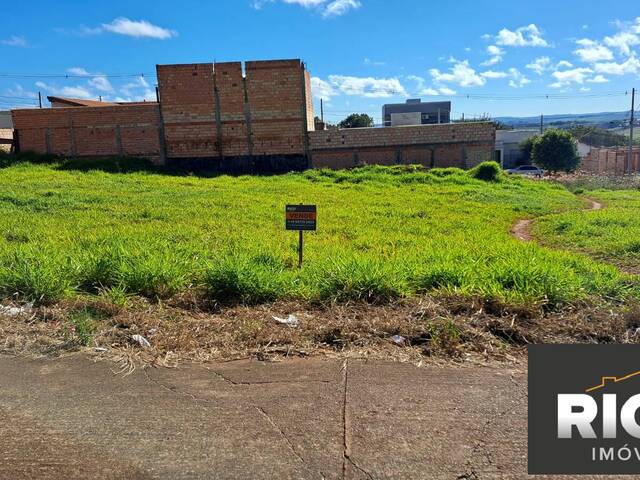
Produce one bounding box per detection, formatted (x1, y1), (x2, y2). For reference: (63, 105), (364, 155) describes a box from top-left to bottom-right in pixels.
(338, 113), (374, 129)
(531, 129), (581, 173)
(519, 135), (539, 164)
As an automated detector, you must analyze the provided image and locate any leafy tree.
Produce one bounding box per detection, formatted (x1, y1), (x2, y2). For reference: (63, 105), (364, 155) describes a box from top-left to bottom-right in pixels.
(519, 135), (540, 164)
(531, 129), (581, 173)
(338, 113), (374, 129)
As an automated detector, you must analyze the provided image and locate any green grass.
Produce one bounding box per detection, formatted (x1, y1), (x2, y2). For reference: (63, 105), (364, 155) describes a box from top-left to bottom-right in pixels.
(535, 189), (640, 270)
(0, 160), (635, 308)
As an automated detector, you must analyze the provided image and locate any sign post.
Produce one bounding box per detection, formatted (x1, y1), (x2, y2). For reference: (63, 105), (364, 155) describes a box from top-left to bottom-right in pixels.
(286, 205), (317, 268)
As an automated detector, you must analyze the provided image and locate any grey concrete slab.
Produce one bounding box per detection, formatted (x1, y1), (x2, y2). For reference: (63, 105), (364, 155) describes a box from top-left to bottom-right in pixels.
(0, 355), (630, 479)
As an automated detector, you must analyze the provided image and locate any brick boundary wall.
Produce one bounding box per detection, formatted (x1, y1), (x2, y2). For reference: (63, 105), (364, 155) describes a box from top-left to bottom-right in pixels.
(308, 122), (496, 170)
(157, 59), (313, 166)
(582, 147), (640, 174)
(11, 58), (500, 173)
(11, 104), (163, 161)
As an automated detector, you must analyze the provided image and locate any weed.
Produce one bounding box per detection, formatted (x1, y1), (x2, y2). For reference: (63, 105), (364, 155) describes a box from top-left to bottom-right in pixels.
(67, 307), (109, 346)
(0, 162), (633, 309)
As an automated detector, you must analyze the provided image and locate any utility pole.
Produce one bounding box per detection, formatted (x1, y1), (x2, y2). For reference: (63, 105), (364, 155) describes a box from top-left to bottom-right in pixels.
(540, 114), (544, 134)
(629, 87), (636, 174)
(38, 91), (42, 109)
(320, 98), (324, 123)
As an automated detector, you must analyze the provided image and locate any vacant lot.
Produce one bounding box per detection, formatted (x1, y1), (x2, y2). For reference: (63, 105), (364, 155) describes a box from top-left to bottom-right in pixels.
(1, 160), (633, 306)
(536, 185), (640, 274)
(1, 161), (638, 361)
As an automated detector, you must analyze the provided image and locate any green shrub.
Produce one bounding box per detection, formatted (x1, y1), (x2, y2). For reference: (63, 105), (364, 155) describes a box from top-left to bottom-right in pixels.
(469, 161), (503, 182)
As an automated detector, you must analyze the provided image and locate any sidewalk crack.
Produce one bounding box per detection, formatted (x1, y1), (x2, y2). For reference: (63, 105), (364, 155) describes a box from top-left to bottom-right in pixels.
(341, 359), (374, 480)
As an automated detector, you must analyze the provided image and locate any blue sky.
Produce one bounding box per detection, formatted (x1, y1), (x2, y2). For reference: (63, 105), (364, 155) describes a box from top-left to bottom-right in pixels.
(1, 0), (638, 121)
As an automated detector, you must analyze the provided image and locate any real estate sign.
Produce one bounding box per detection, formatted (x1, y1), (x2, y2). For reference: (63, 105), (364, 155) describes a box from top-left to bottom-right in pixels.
(286, 205), (317, 231)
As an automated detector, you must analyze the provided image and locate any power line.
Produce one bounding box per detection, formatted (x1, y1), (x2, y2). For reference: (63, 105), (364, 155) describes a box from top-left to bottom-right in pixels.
(0, 94), (39, 101)
(0, 72), (155, 79)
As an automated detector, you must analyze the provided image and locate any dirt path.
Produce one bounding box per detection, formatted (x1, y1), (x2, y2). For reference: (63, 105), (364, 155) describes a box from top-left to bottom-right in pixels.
(510, 196), (603, 243)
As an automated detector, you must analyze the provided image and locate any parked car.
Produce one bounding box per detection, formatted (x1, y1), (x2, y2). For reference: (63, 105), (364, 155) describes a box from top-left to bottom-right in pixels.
(506, 165), (545, 178)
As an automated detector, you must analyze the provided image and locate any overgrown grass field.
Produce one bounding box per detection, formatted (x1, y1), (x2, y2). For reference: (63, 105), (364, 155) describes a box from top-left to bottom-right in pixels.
(536, 185), (640, 273)
(0, 160), (636, 309)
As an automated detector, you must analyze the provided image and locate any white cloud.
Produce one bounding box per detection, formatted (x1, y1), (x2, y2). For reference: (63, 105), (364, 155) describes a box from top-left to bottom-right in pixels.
(430, 60), (486, 87)
(5, 84), (38, 100)
(550, 67), (593, 87)
(603, 18), (640, 56)
(556, 60), (574, 69)
(526, 56), (551, 75)
(407, 76), (455, 96)
(88, 76), (114, 93)
(253, 0), (360, 17)
(587, 74), (609, 83)
(493, 24), (548, 47)
(311, 76), (336, 98)
(283, 0), (325, 5)
(67, 67), (90, 76)
(573, 39), (614, 63)
(479, 68), (529, 87)
(323, 0), (361, 17)
(420, 86), (456, 96)
(120, 76), (151, 97)
(1, 35), (27, 47)
(480, 70), (508, 79)
(437, 87), (456, 95)
(593, 55), (640, 75)
(327, 75), (406, 97)
(604, 31), (640, 57)
(85, 18), (176, 39)
(507, 68), (530, 88)
(481, 45), (505, 66)
(364, 57), (386, 67)
(35, 81), (94, 99)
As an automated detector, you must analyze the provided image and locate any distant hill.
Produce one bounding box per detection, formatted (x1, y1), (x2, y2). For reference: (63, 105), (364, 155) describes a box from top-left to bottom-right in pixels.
(496, 111), (631, 129)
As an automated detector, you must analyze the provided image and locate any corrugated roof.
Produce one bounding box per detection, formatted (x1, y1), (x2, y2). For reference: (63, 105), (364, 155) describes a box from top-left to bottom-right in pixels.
(46, 97), (158, 107)
(47, 96), (119, 107)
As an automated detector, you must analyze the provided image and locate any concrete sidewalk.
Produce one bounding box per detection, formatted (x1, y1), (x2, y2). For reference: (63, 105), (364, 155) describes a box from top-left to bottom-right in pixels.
(0, 355), (598, 479)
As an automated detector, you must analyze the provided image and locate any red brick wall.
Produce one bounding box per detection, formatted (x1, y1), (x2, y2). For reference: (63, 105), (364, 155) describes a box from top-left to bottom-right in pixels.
(309, 123), (495, 170)
(313, 150), (356, 169)
(583, 147), (640, 174)
(12, 104), (161, 159)
(358, 148), (397, 166)
(215, 62), (249, 158)
(304, 69), (315, 132)
(154, 59), (310, 160)
(245, 60), (307, 156)
(402, 147), (432, 166)
(157, 63), (217, 158)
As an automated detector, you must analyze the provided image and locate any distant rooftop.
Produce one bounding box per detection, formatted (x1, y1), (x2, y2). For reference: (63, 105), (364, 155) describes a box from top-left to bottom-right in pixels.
(47, 96), (157, 107)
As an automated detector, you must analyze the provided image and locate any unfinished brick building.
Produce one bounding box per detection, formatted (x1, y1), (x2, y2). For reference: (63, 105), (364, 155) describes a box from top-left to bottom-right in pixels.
(582, 147), (640, 174)
(11, 58), (495, 171)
